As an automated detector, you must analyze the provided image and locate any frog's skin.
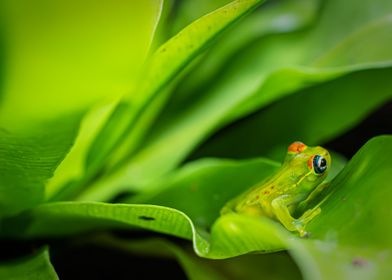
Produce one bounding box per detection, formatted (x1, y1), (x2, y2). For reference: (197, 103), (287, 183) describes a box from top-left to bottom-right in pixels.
(221, 142), (331, 237)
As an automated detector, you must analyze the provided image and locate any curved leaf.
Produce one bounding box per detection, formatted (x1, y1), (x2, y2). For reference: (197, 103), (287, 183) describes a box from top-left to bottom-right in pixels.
(179, 0), (321, 93)
(80, 0), (392, 202)
(3, 158), (285, 258)
(45, 101), (117, 198)
(289, 135), (392, 279)
(0, 248), (58, 280)
(0, 115), (81, 218)
(3, 136), (392, 279)
(190, 68), (392, 161)
(76, 0), (265, 201)
(1, 202), (287, 259)
(129, 157), (280, 227)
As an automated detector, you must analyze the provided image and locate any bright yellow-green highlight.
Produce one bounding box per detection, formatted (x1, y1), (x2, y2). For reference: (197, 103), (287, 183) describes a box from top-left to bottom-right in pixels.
(0, 0), (162, 127)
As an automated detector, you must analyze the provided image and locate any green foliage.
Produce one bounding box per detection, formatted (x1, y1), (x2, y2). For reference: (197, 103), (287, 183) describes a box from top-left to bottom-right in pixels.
(0, 248), (58, 280)
(0, 116), (81, 218)
(0, 0), (391, 279)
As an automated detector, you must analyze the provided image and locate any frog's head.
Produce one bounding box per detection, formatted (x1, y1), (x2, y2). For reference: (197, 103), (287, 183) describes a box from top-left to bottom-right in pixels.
(284, 141), (331, 187)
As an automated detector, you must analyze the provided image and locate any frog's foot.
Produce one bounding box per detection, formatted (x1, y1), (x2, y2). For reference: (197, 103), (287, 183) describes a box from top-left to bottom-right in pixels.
(300, 231), (311, 238)
(300, 207), (321, 224)
(295, 225), (311, 238)
(292, 208), (321, 237)
(292, 220), (308, 237)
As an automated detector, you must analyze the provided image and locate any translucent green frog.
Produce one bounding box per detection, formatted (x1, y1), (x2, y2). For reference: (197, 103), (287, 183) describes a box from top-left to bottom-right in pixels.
(221, 142), (331, 237)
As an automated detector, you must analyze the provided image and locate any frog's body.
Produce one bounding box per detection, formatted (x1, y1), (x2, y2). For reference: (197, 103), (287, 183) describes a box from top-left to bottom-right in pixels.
(221, 142), (331, 237)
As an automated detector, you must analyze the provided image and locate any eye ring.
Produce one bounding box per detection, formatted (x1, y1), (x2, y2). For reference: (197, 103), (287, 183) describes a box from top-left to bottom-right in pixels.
(313, 155), (327, 174)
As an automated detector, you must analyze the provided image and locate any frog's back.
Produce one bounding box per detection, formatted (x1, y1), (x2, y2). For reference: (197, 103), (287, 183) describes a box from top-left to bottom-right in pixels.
(221, 178), (280, 218)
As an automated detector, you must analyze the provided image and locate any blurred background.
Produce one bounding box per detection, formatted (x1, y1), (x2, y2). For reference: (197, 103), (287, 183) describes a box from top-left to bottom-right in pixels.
(1, 0), (391, 278)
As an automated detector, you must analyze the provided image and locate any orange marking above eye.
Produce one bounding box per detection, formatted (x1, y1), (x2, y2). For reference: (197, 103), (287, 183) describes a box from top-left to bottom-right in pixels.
(308, 155), (315, 170)
(288, 141), (307, 153)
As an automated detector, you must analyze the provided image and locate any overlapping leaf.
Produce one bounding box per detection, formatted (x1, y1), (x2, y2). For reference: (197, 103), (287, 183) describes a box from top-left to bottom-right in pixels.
(190, 68), (392, 161)
(3, 136), (392, 279)
(54, 0), (265, 201)
(0, 248), (58, 280)
(78, 0), (392, 202)
(0, 116), (81, 217)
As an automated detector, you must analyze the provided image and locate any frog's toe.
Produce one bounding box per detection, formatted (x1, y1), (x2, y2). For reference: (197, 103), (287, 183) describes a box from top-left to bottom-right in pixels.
(300, 231), (311, 238)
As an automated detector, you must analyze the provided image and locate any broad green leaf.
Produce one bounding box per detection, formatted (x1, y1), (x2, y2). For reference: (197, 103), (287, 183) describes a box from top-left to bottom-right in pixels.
(45, 101), (117, 198)
(0, 115), (80, 217)
(325, 151), (346, 183)
(221, 0), (392, 120)
(189, 68), (392, 161)
(79, 0), (392, 202)
(288, 135), (392, 280)
(0, 202), (287, 259)
(0, 248), (58, 280)
(3, 158), (286, 257)
(3, 135), (392, 279)
(0, 1), (163, 202)
(179, 0), (321, 92)
(130, 158), (280, 228)
(0, 0), (162, 126)
(76, 0), (265, 202)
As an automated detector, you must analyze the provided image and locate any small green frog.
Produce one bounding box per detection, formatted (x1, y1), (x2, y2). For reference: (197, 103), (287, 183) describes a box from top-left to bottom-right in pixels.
(221, 141), (331, 237)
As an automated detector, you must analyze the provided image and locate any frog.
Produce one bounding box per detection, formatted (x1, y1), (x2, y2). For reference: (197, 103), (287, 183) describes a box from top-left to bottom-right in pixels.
(220, 141), (331, 237)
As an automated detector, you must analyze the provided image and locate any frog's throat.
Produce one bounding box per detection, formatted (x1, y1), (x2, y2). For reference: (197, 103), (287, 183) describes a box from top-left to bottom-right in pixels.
(295, 170), (313, 188)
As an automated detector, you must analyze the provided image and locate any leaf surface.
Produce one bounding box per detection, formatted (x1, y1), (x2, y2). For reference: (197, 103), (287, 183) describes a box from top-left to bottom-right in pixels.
(80, 0), (392, 201)
(0, 248), (58, 280)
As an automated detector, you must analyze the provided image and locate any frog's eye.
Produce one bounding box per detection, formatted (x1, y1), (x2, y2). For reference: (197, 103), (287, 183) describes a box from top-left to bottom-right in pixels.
(288, 141), (307, 153)
(312, 155), (327, 174)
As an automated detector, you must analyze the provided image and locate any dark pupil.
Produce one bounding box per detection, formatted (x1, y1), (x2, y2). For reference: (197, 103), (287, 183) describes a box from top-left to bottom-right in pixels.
(313, 155), (327, 174)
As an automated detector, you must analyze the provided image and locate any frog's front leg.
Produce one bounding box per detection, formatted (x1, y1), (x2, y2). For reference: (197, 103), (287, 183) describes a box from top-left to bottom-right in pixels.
(271, 195), (320, 237)
(297, 182), (329, 214)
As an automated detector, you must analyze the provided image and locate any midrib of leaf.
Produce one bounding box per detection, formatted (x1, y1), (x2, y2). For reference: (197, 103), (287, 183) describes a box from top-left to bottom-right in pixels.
(131, 0), (264, 106)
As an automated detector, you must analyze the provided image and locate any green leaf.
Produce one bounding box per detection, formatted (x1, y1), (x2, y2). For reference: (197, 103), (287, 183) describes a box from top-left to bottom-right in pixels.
(0, 1), (164, 206)
(0, 248), (58, 280)
(4, 136), (392, 279)
(288, 135), (392, 279)
(0, 115), (81, 217)
(79, 0), (392, 202)
(76, 0), (265, 201)
(190, 68), (392, 161)
(2, 158), (286, 258)
(1, 159), (286, 259)
(45, 101), (117, 198)
(164, 0), (232, 38)
(1, 202), (287, 258)
(179, 0), (321, 92)
(129, 158), (280, 228)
